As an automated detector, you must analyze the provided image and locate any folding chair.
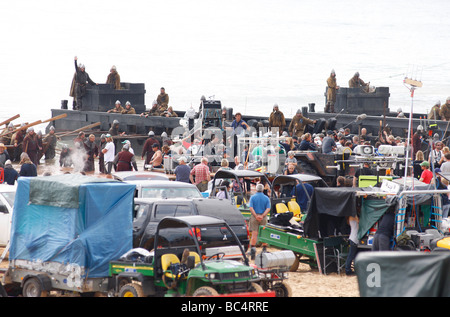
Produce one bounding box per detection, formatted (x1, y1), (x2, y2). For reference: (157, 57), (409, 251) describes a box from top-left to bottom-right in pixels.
(322, 236), (347, 275)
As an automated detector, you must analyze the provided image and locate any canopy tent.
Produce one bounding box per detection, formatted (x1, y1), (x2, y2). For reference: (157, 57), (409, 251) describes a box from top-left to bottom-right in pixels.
(304, 178), (448, 241)
(304, 187), (360, 238)
(9, 175), (135, 278)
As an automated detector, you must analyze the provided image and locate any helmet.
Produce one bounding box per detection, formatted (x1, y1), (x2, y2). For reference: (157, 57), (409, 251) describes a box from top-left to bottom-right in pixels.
(417, 125), (423, 131)
(115, 100), (121, 105)
(148, 131), (155, 136)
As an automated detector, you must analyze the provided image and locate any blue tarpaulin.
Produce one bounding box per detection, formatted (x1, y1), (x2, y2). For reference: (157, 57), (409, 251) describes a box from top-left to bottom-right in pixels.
(9, 175), (135, 278)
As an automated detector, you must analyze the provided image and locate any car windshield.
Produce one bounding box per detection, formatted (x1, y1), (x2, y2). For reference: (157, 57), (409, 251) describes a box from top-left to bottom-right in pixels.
(141, 187), (202, 199)
(1, 192), (15, 207)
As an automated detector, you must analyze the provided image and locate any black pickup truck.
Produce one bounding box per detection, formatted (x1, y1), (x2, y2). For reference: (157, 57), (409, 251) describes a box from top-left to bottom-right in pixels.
(133, 198), (250, 253)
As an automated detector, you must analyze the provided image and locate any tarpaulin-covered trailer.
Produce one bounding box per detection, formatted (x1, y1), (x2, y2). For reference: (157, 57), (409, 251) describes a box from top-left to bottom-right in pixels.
(2, 174), (135, 297)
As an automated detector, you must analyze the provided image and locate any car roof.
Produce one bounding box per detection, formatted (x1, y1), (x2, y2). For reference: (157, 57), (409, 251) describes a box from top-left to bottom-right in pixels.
(272, 173), (324, 184)
(112, 171), (169, 181)
(158, 215), (227, 229)
(134, 197), (193, 204)
(124, 180), (195, 187)
(0, 184), (17, 193)
(214, 169), (265, 179)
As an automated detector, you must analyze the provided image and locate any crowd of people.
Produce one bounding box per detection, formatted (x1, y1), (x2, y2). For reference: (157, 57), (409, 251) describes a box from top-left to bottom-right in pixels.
(0, 123), (61, 185)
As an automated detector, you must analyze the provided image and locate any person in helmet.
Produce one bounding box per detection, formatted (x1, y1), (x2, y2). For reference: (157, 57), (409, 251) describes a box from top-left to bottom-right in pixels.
(106, 65), (121, 90)
(348, 72), (369, 90)
(140, 100), (159, 117)
(439, 97), (450, 121)
(113, 143), (138, 172)
(428, 101), (441, 120)
(269, 104), (286, 133)
(43, 126), (59, 160)
(73, 56), (98, 110)
(141, 131), (160, 165)
(107, 100), (125, 113)
(396, 107), (406, 118)
(325, 69), (339, 113)
(22, 127), (41, 166)
(413, 125), (424, 157)
(288, 109), (316, 138)
(108, 119), (125, 136)
(11, 124), (26, 162)
(162, 106), (178, 117)
(60, 144), (73, 167)
(108, 120), (125, 153)
(121, 101), (136, 114)
(1, 123), (15, 148)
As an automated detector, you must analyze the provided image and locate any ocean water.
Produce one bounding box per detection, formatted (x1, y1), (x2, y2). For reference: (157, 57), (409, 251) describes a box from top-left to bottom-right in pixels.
(1, 0), (450, 133)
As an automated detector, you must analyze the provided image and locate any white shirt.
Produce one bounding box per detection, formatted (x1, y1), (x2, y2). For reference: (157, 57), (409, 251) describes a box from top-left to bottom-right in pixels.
(349, 219), (359, 244)
(441, 161), (450, 173)
(104, 141), (115, 162)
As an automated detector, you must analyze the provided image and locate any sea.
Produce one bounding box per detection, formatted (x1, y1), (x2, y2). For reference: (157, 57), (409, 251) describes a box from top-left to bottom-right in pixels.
(1, 0), (450, 133)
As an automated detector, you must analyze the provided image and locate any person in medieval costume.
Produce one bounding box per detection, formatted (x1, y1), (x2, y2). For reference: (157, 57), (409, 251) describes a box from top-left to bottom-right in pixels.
(348, 72), (369, 91)
(73, 56), (98, 110)
(107, 100), (125, 113)
(83, 134), (99, 173)
(22, 127), (41, 166)
(121, 101), (136, 114)
(106, 65), (121, 90)
(156, 87), (169, 114)
(439, 97), (450, 121)
(43, 126), (59, 160)
(288, 109), (316, 138)
(269, 104), (286, 134)
(325, 69), (339, 113)
(11, 124), (26, 162)
(428, 100), (441, 120)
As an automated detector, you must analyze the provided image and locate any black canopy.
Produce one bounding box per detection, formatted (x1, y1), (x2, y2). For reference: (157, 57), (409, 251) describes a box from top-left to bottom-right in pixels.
(304, 187), (360, 238)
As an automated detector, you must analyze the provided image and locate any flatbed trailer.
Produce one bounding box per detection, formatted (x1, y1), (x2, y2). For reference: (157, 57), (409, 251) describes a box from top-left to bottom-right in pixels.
(257, 224), (322, 272)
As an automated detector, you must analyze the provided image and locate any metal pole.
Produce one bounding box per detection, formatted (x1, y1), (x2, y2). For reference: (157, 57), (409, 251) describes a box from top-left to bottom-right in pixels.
(403, 87), (415, 186)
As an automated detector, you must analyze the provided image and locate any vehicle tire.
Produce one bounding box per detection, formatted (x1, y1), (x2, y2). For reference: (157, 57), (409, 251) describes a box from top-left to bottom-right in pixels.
(289, 254), (301, 272)
(193, 286), (219, 297)
(249, 282), (264, 293)
(0, 283), (7, 297)
(22, 278), (49, 297)
(272, 282), (292, 297)
(119, 283), (145, 297)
